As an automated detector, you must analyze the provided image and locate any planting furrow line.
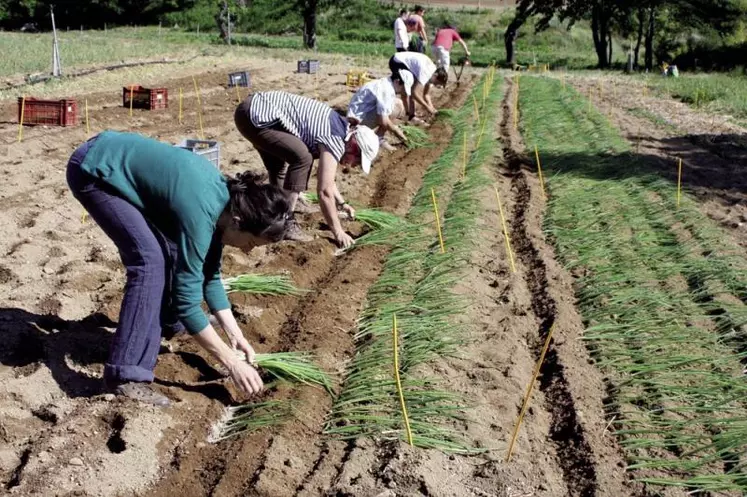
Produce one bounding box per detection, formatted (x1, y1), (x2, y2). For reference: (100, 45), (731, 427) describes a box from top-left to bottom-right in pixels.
(521, 75), (747, 494)
(326, 74), (499, 455)
(500, 75), (601, 497)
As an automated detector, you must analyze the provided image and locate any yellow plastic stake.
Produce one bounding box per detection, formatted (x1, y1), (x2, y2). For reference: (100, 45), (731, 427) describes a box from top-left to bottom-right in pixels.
(18, 96), (25, 142)
(178, 87), (183, 125)
(81, 211), (88, 224)
(476, 114), (487, 149)
(392, 313), (413, 446)
(535, 145), (546, 201)
(192, 76), (205, 139)
(85, 99), (90, 135)
(462, 133), (467, 179)
(431, 188), (445, 254)
(472, 94), (480, 123)
(506, 323), (556, 462)
(677, 158), (683, 208)
(129, 85), (134, 117)
(493, 186), (516, 274)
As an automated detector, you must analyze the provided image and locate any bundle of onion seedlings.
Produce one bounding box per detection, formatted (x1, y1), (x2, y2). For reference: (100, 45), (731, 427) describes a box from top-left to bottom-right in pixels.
(246, 351), (334, 394)
(209, 400), (292, 442)
(400, 124), (431, 149)
(223, 273), (305, 296)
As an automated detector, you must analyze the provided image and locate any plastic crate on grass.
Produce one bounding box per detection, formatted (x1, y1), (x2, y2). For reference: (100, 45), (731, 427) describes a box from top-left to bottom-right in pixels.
(228, 71), (251, 88)
(177, 139), (220, 169)
(122, 86), (168, 110)
(18, 98), (78, 126)
(297, 60), (321, 74)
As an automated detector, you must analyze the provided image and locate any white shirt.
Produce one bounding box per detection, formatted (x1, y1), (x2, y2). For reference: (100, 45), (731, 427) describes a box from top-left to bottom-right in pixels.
(392, 51), (436, 86)
(347, 77), (397, 126)
(394, 17), (409, 49)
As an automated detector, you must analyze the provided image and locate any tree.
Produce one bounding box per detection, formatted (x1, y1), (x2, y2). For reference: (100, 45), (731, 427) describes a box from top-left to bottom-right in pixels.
(503, 0), (561, 67)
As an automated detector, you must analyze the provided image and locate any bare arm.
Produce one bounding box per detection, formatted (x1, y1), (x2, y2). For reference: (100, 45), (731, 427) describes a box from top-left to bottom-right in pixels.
(193, 323), (263, 396)
(412, 82), (436, 115)
(317, 145), (354, 248)
(377, 113), (407, 143)
(459, 39), (470, 55)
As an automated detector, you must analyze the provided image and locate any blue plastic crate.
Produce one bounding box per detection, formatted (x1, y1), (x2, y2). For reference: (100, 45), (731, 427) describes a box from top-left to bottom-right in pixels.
(177, 139), (220, 169)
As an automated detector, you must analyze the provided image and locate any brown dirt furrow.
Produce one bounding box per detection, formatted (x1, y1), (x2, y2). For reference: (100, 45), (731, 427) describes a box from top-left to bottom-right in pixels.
(499, 75), (637, 497)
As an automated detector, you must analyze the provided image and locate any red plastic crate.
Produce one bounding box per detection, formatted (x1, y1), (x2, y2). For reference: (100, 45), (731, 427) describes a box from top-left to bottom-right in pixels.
(18, 98), (78, 127)
(122, 85), (168, 110)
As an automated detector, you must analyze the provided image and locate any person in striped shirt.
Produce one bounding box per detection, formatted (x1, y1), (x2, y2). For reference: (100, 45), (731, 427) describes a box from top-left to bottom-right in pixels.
(347, 71), (413, 151)
(389, 51), (448, 123)
(235, 91), (380, 249)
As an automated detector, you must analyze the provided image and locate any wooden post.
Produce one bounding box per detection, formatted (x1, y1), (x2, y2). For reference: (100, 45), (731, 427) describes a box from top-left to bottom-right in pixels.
(18, 96), (26, 142)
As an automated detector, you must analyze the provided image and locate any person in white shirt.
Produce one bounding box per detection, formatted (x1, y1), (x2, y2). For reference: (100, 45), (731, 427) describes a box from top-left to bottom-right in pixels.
(388, 51), (448, 122)
(347, 71), (414, 150)
(393, 9), (409, 52)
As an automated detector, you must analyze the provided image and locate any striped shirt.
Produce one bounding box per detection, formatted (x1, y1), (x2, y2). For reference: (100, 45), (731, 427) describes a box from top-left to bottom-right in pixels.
(249, 91), (348, 161)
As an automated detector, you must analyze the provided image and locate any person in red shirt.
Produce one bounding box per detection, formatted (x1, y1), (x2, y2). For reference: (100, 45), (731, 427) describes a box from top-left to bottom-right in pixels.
(432, 23), (470, 71)
(405, 5), (427, 53)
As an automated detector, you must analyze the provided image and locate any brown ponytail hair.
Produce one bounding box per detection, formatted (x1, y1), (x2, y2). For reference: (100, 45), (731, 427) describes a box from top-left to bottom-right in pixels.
(225, 171), (289, 242)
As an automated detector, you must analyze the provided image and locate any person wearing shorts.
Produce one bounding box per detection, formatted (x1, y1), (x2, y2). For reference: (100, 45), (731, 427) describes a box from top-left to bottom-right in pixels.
(347, 71), (414, 150)
(432, 24), (470, 71)
(235, 91), (380, 249)
(66, 131), (290, 406)
(389, 51), (448, 122)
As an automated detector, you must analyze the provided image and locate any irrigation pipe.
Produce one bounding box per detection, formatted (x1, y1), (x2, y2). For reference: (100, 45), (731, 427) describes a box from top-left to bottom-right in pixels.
(506, 322), (556, 462)
(192, 76), (205, 139)
(493, 186), (516, 274)
(534, 145), (546, 201)
(17, 96), (25, 143)
(392, 313), (413, 446)
(430, 187), (445, 254)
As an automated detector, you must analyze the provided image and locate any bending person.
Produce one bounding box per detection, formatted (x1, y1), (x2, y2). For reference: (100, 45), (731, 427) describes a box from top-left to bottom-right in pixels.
(347, 71), (414, 151)
(67, 131), (291, 406)
(432, 23), (470, 71)
(235, 91), (379, 248)
(389, 51), (448, 122)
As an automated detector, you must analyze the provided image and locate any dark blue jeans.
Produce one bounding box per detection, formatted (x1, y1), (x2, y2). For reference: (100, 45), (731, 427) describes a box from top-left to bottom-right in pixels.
(66, 137), (184, 384)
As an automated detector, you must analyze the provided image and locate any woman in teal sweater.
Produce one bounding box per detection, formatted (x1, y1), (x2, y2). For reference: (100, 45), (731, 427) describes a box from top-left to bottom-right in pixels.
(67, 131), (289, 406)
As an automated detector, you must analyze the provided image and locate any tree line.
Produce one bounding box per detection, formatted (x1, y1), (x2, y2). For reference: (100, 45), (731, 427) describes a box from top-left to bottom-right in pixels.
(505, 0), (747, 71)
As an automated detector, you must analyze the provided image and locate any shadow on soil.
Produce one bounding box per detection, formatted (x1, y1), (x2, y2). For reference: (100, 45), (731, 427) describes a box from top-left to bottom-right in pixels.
(535, 135), (747, 208)
(0, 308), (115, 397)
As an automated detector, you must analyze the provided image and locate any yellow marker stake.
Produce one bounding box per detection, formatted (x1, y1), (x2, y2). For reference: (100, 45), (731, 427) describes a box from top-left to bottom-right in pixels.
(431, 188), (445, 254)
(192, 76), (205, 139)
(178, 87), (183, 125)
(392, 313), (413, 446)
(677, 158), (683, 208)
(18, 96), (26, 142)
(129, 85), (134, 117)
(535, 145), (546, 201)
(462, 133), (467, 179)
(85, 99), (90, 135)
(81, 211), (88, 224)
(506, 323), (556, 462)
(472, 94), (480, 122)
(476, 114), (487, 149)
(494, 186), (516, 273)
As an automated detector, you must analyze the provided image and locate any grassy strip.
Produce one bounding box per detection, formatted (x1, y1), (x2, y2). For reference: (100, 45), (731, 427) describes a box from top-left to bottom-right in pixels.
(223, 273), (305, 296)
(325, 74), (502, 452)
(519, 75), (747, 492)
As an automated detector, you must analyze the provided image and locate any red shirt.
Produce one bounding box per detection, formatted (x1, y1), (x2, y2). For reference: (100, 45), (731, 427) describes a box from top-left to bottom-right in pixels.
(433, 28), (462, 51)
